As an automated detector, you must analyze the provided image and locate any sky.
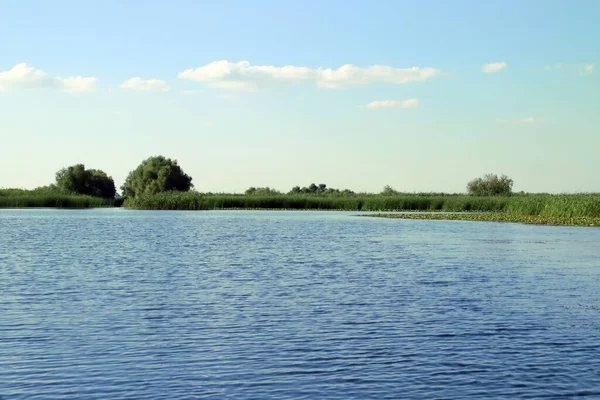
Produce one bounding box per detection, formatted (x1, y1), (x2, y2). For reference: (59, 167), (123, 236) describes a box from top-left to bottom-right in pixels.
(0, 0), (598, 194)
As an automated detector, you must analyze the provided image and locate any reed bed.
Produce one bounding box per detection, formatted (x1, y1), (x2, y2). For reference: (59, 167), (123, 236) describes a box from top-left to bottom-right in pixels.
(0, 189), (111, 208)
(124, 192), (510, 212)
(123, 191), (600, 226)
(371, 194), (600, 226)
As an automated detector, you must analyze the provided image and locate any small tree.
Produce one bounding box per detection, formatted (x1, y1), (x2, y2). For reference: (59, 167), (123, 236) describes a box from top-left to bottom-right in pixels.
(245, 187), (281, 196)
(55, 164), (116, 198)
(381, 185), (399, 195)
(467, 173), (513, 196)
(121, 156), (193, 198)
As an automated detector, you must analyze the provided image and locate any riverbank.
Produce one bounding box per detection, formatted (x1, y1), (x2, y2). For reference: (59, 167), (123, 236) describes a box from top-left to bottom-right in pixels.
(3, 190), (600, 227)
(122, 192), (510, 211)
(0, 189), (117, 208)
(366, 212), (600, 227)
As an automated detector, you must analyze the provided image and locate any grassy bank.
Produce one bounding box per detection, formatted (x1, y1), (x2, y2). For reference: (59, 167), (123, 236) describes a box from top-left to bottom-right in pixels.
(0, 189), (112, 208)
(369, 194), (600, 226)
(368, 212), (600, 226)
(5, 188), (599, 226)
(123, 191), (600, 226)
(123, 192), (511, 212)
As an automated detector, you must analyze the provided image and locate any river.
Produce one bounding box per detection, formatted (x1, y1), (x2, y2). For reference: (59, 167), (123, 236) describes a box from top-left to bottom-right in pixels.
(1, 209), (599, 399)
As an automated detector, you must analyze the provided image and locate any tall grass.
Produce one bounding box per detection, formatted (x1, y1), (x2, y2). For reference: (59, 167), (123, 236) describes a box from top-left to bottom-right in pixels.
(5, 186), (598, 225)
(369, 194), (600, 226)
(0, 189), (110, 208)
(124, 191), (511, 212)
(506, 194), (600, 218)
(123, 191), (600, 225)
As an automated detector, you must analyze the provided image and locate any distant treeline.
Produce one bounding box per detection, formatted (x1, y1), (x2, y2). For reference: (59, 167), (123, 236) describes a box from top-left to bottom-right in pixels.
(3, 154), (600, 227)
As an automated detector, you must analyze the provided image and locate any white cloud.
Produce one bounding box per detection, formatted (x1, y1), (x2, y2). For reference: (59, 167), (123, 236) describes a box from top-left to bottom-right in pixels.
(120, 77), (171, 92)
(583, 64), (594, 73)
(0, 63), (46, 90)
(57, 76), (97, 93)
(208, 80), (257, 92)
(496, 117), (543, 124)
(178, 60), (441, 90)
(361, 99), (420, 110)
(0, 62), (96, 93)
(481, 62), (507, 73)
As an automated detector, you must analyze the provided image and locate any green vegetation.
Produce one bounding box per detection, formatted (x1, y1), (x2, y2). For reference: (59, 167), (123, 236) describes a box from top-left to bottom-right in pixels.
(55, 164), (117, 198)
(121, 156), (193, 198)
(245, 187), (282, 196)
(467, 173), (513, 196)
(368, 212), (600, 226)
(288, 183), (355, 196)
(0, 188), (111, 208)
(0, 163), (118, 208)
(3, 163), (600, 227)
(370, 194), (600, 226)
(124, 191), (510, 212)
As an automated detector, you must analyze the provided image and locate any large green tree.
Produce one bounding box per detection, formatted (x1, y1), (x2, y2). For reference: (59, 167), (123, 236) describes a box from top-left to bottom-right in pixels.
(121, 156), (193, 198)
(55, 164), (117, 198)
(467, 173), (514, 196)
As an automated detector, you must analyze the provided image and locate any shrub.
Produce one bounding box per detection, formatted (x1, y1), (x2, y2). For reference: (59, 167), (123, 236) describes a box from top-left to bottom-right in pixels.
(55, 164), (116, 198)
(121, 156), (193, 198)
(467, 174), (513, 196)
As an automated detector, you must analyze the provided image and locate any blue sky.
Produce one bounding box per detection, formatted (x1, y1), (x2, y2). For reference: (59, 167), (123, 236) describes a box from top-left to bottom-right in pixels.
(1, 0), (598, 193)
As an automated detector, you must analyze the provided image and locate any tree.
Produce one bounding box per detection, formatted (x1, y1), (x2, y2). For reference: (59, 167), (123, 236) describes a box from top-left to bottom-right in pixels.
(287, 183), (355, 196)
(245, 186), (282, 196)
(121, 156), (193, 198)
(467, 173), (513, 196)
(55, 164), (116, 198)
(381, 185), (399, 195)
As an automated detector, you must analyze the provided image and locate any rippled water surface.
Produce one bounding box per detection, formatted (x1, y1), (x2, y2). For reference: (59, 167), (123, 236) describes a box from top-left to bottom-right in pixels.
(1, 209), (600, 399)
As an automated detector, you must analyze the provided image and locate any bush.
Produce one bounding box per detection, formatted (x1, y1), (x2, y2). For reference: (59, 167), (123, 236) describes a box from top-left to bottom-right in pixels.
(245, 187), (282, 196)
(467, 174), (513, 196)
(55, 164), (116, 198)
(121, 156), (193, 198)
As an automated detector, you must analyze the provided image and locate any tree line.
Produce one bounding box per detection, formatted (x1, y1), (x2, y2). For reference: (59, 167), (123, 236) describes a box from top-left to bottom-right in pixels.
(39, 155), (514, 199)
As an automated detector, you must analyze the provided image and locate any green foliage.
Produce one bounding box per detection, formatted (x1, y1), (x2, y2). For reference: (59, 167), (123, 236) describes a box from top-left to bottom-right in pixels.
(55, 164), (116, 198)
(372, 194), (600, 226)
(287, 183), (355, 196)
(245, 187), (282, 196)
(121, 156), (193, 198)
(0, 188), (110, 208)
(381, 185), (399, 195)
(467, 173), (513, 196)
(124, 192), (509, 212)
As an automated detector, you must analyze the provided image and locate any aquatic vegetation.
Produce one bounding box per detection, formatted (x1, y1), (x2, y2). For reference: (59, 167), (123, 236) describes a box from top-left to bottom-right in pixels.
(123, 191), (600, 226)
(370, 194), (600, 226)
(0, 189), (112, 208)
(123, 192), (511, 212)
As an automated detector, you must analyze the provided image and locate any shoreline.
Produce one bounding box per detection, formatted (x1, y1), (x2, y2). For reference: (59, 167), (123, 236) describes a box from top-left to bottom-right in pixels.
(365, 212), (600, 227)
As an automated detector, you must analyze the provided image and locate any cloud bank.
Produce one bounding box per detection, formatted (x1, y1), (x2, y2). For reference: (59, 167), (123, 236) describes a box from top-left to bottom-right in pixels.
(120, 77), (171, 91)
(481, 62), (507, 73)
(0, 63), (97, 93)
(178, 60), (441, 91)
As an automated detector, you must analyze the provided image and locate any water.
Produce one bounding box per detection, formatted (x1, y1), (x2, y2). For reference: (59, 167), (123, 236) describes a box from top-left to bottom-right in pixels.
(1, 209), (600, 399)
